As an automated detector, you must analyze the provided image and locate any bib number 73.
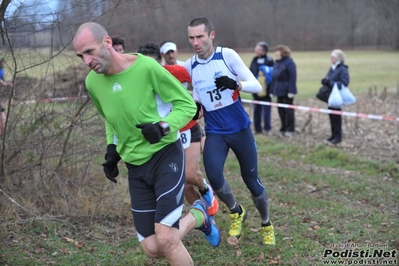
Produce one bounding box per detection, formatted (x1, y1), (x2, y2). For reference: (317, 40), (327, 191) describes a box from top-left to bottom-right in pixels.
(206, 88), (222, 102)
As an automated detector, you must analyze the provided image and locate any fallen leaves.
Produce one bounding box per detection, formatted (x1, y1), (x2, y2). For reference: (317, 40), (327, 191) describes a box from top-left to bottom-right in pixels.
(34, 248), (45, 254)
(227, 236), (239, 246)
(63, 236), (74, 243)
(63, 236), (85, 250)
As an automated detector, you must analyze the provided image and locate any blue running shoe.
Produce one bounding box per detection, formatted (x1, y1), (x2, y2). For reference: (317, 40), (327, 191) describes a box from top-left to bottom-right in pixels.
(191, 199), (222, 247)
(201, 179), (219, 216)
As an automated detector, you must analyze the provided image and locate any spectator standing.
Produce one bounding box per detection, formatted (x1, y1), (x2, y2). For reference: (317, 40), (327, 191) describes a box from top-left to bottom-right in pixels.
(270, 45), (297, 137)
(321, 49), (349, 145)
(249, 41), (274, 135)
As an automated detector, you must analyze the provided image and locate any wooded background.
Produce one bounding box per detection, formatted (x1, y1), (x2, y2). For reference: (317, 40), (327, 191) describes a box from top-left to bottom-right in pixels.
(2, 0), (399, 52)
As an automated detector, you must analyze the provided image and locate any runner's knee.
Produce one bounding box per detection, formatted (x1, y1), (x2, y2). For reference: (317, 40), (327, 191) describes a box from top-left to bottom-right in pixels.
(140, 235), (163, 258)
(154, 225), (180, 255)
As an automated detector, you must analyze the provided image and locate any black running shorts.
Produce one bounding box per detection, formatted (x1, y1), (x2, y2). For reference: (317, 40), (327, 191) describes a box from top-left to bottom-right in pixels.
(126, 140), (186, 242)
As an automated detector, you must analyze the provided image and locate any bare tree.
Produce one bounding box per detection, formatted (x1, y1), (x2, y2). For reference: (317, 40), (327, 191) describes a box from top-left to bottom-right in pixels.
(0, 0), (111, 219)
(0, 0), (12, 45)
(371, 0), (399, 50)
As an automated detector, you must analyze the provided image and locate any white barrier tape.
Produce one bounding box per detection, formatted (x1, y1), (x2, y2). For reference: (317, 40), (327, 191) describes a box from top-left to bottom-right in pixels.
(241, 99), (399, 122)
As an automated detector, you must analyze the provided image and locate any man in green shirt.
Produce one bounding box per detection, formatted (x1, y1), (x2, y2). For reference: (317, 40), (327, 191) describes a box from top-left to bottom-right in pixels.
(73, 22), (221, 266)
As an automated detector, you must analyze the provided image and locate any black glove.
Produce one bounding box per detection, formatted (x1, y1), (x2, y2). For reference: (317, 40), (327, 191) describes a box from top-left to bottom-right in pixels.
(214, 76), (238, 91)
(102, 144), (121, 183)
(252, 93), (260, 100)
(136, 123), (163, 144)
(193, 102), (202, 120)
(321, 78), (330, 86)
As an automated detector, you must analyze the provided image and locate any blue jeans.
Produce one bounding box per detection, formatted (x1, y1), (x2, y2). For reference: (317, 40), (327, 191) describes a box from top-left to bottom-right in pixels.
(253, 96), (271, 133)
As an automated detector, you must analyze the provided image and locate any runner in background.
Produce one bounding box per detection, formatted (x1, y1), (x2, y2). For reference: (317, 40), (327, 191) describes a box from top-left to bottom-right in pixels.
(137, 42), (219, 216)
(111, 36), (125, 54)
(159, 40), (185, 66)
(159, 40), (207, 153)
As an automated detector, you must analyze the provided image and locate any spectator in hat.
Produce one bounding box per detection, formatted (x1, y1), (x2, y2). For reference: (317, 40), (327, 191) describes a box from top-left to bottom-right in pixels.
(160, 40), (185, 66)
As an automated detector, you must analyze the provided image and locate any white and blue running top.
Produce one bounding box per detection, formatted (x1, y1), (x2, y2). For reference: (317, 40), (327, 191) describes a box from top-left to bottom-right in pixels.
(185, 46), (261, 134)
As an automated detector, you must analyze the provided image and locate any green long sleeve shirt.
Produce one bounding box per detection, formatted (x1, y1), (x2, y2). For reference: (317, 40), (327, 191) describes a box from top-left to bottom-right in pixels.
(86, 54), (196, 165)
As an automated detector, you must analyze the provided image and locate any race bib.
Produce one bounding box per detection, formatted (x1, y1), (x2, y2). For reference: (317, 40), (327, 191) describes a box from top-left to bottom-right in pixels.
(198, 86), (235, 111)
(179, 129), (191, 149)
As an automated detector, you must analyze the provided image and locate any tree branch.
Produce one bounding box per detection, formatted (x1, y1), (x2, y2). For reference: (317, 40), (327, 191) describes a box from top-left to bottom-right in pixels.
(0, 0), (12, 45)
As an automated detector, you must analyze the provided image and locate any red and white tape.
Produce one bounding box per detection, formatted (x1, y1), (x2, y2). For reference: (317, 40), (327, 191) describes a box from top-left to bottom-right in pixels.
(6, 96), (399, 122)
(19, 95), (88, 104)
(241, 99), (399, 122)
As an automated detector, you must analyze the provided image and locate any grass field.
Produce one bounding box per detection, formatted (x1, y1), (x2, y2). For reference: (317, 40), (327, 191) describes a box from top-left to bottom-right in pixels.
(1, 50), (398, 265)
(1, 137), (398, 265)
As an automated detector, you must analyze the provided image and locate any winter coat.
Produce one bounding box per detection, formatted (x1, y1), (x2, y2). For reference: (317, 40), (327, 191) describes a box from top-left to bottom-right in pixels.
(324, 63), (350, 89)
(270, 56), (297, 97)
(250, 55), (274, 99)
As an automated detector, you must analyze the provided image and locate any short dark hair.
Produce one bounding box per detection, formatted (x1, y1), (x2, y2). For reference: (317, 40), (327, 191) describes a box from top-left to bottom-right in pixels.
(111, 36), (125, 49)
(137, 42), (162, 63)
(188, 17), (214, 35)
(257, 41), (269, 54)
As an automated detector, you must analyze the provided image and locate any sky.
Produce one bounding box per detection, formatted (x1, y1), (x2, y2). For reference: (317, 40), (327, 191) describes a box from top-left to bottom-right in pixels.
(6, 0), (59, 20)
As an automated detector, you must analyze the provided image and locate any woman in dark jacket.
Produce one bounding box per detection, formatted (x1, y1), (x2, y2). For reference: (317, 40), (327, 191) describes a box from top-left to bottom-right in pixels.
(270, 45), (297, 137)
(321, 49), (349, 144)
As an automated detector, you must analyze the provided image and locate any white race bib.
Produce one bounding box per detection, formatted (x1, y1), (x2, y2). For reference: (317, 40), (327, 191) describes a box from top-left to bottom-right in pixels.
(179, 129), (191, 149)
(198, 87), (235, 111)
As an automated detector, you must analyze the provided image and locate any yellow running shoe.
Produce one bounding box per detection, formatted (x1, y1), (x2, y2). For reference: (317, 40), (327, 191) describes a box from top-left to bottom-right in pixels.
(228, 205), (247, 240)
(261, 223), (275, 245)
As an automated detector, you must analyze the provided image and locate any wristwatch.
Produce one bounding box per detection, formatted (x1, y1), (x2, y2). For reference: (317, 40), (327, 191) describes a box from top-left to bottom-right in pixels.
(159, 121), (170, 136)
